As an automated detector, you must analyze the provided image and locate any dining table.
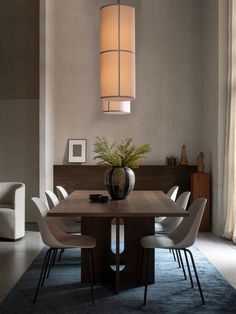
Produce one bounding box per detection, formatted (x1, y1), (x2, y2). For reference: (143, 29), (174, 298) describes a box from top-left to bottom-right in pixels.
(48, 190), (189, 292)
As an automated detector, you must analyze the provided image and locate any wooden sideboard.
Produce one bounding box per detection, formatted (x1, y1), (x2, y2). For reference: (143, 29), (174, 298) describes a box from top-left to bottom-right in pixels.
(53, 165), (211, 231)
(191, 172), (211, 231)
(54, 165), (197, 195)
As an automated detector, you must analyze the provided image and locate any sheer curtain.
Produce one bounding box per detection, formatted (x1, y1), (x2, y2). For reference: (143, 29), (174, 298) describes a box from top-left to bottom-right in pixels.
(224, 0), (236, 242)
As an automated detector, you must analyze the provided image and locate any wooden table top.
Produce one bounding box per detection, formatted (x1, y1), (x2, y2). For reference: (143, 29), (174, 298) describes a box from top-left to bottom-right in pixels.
(48, 190), (189, 218)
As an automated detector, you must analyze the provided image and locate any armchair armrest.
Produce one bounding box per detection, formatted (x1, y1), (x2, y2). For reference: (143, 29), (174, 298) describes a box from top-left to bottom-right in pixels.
(14, 184), (25, 210)
(14, 183), (25, 238)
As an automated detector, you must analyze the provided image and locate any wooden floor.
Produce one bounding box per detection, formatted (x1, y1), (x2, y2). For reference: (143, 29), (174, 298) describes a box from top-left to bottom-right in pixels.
(0, 226), (235, 303)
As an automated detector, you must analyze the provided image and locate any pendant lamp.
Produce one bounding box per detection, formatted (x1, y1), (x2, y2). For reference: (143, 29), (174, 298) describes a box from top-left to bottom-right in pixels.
(102, 100), (130, 114)
(100, 0), (135, 114)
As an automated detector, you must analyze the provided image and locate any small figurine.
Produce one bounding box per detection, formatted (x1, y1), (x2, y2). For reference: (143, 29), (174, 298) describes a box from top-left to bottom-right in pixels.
(197, 152), (205, 172)
(179, 145), (189, 166)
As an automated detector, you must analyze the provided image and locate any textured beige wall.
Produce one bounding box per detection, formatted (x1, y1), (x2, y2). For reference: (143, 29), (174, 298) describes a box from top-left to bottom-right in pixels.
(0, 0), (39, 98)
(42, 0), (228, 235)
(46, 0), (202, 167)
(0, 100), (39, 221)
(0, 0), (39, 221)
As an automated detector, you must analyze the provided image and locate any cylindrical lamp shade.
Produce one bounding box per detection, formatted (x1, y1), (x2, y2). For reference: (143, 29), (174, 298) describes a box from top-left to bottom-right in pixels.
(102, 100), (131, 114)
(100, 4), (135, 102)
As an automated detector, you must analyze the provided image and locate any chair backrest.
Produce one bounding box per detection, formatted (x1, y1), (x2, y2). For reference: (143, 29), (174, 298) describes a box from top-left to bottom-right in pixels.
(160, 192), (191, 231)
(56, 186), (68, 201)
(170, 198), (207, 248)
(45, 191), (59, 210)
(31, 197), (65, 248)
(166, 186), (179, 201)
(176, 191), (191, 210)
(0, 182), (24, 205)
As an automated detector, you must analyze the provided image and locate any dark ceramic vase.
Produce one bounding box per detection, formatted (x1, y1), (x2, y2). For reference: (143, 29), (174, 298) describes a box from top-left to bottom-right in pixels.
(104, 166), (135, 200)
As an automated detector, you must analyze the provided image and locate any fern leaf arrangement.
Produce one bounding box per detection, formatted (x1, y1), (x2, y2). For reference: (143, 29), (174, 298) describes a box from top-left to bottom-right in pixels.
(93, 137), (151, 169)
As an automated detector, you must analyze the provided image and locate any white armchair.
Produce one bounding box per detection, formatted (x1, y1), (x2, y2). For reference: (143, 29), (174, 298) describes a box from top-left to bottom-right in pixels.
(0, 182), (25, 240)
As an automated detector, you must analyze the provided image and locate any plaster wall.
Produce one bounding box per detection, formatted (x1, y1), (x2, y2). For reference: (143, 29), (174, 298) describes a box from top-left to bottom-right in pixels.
(46, 0), (202, 168)
(0, 0), (39, 221)
(44, 0), (229, 237)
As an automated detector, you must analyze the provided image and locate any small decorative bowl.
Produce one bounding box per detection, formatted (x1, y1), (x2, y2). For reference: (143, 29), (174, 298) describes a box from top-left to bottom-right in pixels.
(89, 194), (109, 203)
(98, 196), (109, 203)
(89, 194), (103, 201)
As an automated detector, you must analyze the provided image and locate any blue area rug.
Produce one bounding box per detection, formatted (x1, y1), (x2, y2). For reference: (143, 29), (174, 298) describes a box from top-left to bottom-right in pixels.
(0, 246), (236, 313)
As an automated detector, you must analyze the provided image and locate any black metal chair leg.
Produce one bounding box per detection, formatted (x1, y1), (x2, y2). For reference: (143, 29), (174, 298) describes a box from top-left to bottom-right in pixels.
(183, 249), (194, 288)
(90, 249), (96, 284)
(143, 248), (151, 306)
(33, 248), (52, 303)
(172, 249), (176, 261)
(185, 249), (205, 304)
(46, 249), (57, 279)
(175, 249), (181, 268)
(178, 250), (187, 280)
(58, 248), (64, 261)
(139, 247), (145, 284)
(52, 249), (58, 267)
(41, 249), (53, 287)
(88, 249), (95, 304)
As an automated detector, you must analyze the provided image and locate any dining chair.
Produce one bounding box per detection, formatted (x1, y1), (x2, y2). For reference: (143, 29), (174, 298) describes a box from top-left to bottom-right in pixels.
(45, 190), (81, 234)
(155, 191), (191, 275)
(31, 197), (96, 304)
(166, 185), (179, 201)
(141, 198), (207, 306)
(155, 191), (191, 234)
(56, 185), (68, 201)
(156, 186), (179, 223)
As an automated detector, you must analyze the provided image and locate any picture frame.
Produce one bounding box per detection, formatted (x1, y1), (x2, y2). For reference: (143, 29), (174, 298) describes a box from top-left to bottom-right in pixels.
(68, 139), (87, 163)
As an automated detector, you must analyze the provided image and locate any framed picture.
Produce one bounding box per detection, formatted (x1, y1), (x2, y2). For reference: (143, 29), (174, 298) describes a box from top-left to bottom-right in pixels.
(68, 139), (87, 163)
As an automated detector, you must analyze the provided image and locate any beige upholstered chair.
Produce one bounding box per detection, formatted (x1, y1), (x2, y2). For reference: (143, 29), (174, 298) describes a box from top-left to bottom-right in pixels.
(155, 191), (191, 234)
(45, 190), (81, 233)
(31, 197), (96, 303)
(141, 198), (207, 306)
(166, 186), (179, 201)
(55, 186), (81, 226)
(0, 182), (25, 240)
(56, 186), (68, 201)
(156, 186), (179, 223)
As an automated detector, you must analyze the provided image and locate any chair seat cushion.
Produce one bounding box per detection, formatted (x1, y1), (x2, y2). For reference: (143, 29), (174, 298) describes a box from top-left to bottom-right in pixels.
(0, 204), (13, 210)
(155, 217), (165, 223)
(155, 222), (164, 232)
(155, 217), (183, 234)
(141, 234), (177, 249)
(53, 217), (81, 234)
(62, 221), (81, 234)
(59, 234), (96, 249)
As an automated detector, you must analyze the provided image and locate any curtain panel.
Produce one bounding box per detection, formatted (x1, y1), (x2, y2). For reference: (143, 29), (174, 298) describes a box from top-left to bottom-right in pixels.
(224, 0), (236, 242)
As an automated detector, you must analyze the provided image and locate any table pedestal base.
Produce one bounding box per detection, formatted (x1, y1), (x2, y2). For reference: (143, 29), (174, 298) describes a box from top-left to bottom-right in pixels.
(81, 217), (155, 291)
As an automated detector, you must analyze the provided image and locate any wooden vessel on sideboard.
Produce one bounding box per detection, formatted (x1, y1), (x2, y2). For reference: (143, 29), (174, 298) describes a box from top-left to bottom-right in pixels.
(191, 172), (211, 231)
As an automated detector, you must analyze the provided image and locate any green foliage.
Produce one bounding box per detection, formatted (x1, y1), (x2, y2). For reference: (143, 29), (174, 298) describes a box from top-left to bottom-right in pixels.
(93, 137), (151, 169)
